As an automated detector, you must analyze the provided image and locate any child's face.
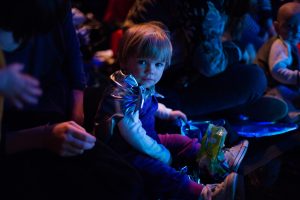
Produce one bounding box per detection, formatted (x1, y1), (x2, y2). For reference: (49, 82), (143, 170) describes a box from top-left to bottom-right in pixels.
(124, 56), (166, 88)
(278, 14), (300, 45)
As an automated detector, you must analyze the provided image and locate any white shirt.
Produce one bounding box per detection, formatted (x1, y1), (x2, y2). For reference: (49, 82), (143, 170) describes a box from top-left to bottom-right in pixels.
(269, 37), (299, 86)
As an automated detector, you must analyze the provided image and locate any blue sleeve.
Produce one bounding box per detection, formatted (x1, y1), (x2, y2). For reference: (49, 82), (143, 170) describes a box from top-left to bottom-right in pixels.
(61, 4), (86, 90)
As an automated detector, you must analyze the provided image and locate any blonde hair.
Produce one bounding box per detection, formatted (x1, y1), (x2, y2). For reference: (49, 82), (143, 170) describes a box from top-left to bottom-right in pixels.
(117, 21), (172, 69)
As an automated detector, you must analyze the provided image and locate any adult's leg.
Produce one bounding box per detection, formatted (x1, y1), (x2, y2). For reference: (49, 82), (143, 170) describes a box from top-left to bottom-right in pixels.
(158, 64), (267, 118)
(1, 140), (143, 200)
(268, 85), (300, 109)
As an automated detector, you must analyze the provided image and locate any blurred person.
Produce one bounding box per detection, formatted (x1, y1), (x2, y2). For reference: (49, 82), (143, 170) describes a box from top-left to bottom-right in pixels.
(255, 2), (300, 122)
(0, 1), (143, 199)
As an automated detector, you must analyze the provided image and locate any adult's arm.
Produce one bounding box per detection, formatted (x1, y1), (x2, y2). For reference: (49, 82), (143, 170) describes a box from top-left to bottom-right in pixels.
(61, 3), (86, 124)
(6, 121), (96, 156)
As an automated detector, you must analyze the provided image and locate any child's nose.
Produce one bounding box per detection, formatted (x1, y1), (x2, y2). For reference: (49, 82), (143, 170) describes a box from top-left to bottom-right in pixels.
(146, 64), (156, 73)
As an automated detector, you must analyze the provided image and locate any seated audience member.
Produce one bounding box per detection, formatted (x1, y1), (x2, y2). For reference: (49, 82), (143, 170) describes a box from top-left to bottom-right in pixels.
(233, 0), (276, 64)
(255, 2), (300, 122)
(0, 1), (143, 199)
(94, 22), (248, 200)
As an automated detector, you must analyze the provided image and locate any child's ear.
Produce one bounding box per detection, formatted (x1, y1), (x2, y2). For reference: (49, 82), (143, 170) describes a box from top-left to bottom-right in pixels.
(273, 21), (280, 35)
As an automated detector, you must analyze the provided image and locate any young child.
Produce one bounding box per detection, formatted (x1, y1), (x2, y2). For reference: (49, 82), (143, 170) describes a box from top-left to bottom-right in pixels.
(94, 22), (248, 199)
(255, 2), (300, 120)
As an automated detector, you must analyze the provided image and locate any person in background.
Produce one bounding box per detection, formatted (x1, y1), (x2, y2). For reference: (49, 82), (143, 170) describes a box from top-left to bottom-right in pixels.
(0, 48), (42, 147)
(233, 0), (276, 64)
(0, 1), (143, 199)
(255, 2), (300, 122)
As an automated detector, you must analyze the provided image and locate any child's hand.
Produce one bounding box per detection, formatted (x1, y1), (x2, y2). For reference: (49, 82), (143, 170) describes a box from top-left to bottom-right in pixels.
(169, 110), (187, 122)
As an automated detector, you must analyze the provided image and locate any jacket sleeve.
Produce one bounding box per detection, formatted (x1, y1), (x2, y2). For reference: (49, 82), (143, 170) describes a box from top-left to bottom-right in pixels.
(5, 124), (54, 154)
(118, 111), (171, 164)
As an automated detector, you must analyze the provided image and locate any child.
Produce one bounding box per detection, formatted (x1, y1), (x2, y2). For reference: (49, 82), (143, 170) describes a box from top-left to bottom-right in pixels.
(255, 2), (300, 120)
(94, 22), (248, 199)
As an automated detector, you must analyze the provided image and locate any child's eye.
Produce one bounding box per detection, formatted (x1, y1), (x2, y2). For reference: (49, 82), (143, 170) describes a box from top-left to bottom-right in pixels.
(155, 62), (165, 68)
(137, 60), (147, 65)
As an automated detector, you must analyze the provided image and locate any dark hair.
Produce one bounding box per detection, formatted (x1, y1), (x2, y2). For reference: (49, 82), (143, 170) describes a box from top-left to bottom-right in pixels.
(222, 0), (252, 40)
(223, 0), (251, 19)
(190, 0), (252, 40)
(0, 0), (68, 41)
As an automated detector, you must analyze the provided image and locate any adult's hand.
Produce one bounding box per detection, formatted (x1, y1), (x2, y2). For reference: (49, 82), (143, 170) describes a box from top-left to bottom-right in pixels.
(46, 121), (96, 157)
(0, 63), (42, 108)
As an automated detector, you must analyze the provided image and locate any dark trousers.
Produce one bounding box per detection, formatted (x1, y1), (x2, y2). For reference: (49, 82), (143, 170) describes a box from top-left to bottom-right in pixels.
(1, 140), (143, 200)
(158, 64), (267, 118)
(125, 134), (201, 200)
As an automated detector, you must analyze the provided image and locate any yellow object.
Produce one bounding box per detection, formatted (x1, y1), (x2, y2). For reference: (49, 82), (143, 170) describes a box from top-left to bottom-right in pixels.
(197, 124), (228, 180)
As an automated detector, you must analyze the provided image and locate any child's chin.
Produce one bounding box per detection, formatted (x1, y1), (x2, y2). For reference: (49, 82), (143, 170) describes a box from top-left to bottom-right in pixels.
(141, 83), (155, 89)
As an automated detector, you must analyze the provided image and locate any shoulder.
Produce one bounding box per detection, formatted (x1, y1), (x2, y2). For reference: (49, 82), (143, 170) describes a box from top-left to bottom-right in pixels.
(270, 38), (290, 57)
(107, 70), (143, 115)
(271, 38), (288, 50)
(109, 70), (140, 96)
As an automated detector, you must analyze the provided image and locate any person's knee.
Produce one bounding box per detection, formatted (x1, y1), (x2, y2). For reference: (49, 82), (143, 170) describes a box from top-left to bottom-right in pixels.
(236, 64), (267, 99)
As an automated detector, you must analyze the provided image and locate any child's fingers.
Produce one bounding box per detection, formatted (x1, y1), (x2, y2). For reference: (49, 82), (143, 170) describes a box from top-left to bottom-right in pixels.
(179, 114), (187, 123)
(172, 111), (188, 122)
(180, 113), (188, 122)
